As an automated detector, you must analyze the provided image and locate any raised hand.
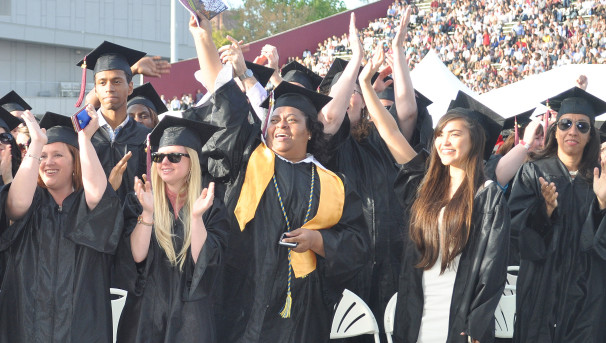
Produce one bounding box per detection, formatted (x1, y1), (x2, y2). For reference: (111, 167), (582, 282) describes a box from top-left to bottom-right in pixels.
(134, 174), (154, 215)
(393, 6), (412, 49)
(539, 176), (558, 218)
(349, 13), (363, 60)
(189, 14), (212, 35)
(192, 182), (215, 218)
(21, 110), (47, 146)
(360, 45), (385, 84)
(109, 151), (132, 191)
(522, 120), (543, 151)
(576, 74), (588, 90)
(80, 104), (100, 141)
(131, 56), (171, 78)
(218, 36), (247, 77)
(594, 159), (606, 209)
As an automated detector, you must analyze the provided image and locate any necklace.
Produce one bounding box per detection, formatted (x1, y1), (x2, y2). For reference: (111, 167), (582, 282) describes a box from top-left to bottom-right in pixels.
(272, 164), (315, 319)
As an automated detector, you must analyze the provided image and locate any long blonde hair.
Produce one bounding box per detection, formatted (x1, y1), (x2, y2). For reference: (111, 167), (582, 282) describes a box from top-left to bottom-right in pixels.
(151, 147), (202, 270)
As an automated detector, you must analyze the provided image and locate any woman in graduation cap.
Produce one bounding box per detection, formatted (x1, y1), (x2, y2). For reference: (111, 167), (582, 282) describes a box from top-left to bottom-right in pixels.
(0, 107), (23, 186)
(183, 15), (367, 342)
(127, 83), (168, 129)
(359, 47), (510, 343)
(0, 108), (123, 343)
(114, 116), (228, 343)
(508, 87), (606, 342)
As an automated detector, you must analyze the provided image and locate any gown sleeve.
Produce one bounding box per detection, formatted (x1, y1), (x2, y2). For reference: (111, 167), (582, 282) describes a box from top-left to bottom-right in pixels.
(465, 186), (510, 341)
(182, 198), (229, 301)
(0, 185), (40, 251)
(393, 148), (429, 209)
(508, 162), (555, 262)
(318, 174), (370, 291)
(580, 198), (606, 260)
(64, 185), (123, 254)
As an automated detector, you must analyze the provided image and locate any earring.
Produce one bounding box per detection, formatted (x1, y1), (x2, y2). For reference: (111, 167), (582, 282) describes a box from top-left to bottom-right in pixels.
(308, 136), (312, 140)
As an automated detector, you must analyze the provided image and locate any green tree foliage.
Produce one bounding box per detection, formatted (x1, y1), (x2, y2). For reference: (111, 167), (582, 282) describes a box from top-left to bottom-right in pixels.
(228, 0), (346, 42)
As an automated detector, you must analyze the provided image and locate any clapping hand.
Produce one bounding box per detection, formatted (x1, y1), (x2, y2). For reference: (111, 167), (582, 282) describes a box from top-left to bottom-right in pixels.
(539, 176), (558, 218)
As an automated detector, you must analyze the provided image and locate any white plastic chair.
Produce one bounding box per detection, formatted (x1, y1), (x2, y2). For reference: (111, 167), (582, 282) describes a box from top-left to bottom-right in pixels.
(494, 266), (519, 338)
(110, 288), (128, 343)
(384, 292), (398, 343)
(330, 289), (380, 343)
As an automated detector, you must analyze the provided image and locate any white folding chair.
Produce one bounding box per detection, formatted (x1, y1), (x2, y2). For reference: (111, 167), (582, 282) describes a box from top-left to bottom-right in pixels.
(330, 289), (380, 343)
(494, 266), (519, 338)
(110, 288), (128, 343)
(384, 292), (398, 343)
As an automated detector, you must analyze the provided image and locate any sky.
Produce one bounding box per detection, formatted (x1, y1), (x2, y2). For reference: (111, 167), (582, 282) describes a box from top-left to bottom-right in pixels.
(223, 0), (368, 10)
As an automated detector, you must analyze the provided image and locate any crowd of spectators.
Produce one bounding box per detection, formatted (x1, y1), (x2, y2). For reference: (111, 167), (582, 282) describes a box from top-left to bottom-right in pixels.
(289, 0), (606, 94)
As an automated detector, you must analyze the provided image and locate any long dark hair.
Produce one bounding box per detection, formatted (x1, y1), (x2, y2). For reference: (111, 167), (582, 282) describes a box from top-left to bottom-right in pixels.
(529, 121), (599, 180)
(409, 112), (486, 273)
(305, 111), (330, 164)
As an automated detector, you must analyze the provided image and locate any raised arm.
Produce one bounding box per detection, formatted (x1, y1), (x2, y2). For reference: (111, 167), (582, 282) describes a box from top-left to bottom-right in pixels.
(190, 182), (215, 263)
(219, 36), (259, 92)
(319, 13), (364, 135)
(392, 6), (418, 141)
(130, 175), (154, 263)
(79, 105), (108, 210)
(359, 47), (416, 164)
(494, 120), (542, 186)
(190, 15), (223, 94)
(5, 110), (47, 220)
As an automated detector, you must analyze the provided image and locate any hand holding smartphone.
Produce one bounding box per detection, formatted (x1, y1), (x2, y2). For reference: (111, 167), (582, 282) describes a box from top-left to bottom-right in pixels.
(279, 232), (298, 248)
(71, 106), (91, 132)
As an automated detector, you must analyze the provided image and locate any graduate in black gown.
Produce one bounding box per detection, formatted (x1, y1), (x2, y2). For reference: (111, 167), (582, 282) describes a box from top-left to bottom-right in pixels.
(0, 107), (23, 186)
(359, 48), (509, 343)
(115, 116), (228, 343)
(127, 82), (167, 129)
(0, 109), (123, 343)
(509, 87), (606, 342)
(76, 41), (151, 200)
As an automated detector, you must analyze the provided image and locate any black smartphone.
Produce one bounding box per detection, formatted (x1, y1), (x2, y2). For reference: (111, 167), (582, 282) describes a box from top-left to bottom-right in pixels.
(279, 233), (298, 248)
(71, 106), (91, 132)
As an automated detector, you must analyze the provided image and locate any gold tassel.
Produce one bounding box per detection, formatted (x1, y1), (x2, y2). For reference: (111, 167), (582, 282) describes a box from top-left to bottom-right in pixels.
(279, 292), (292, 319)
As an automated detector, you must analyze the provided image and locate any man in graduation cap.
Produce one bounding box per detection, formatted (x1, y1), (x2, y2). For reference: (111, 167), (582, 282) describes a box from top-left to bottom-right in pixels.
(127, 82), (168, 129)
(76, 41), (151, 201)
(509, 86), (606, 342)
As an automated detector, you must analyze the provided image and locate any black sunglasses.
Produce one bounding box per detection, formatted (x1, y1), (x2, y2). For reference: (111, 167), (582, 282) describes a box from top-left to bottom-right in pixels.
(0, 133), (13, 145)
(151, 152), (190, 163)
(557, 118), (591, 134)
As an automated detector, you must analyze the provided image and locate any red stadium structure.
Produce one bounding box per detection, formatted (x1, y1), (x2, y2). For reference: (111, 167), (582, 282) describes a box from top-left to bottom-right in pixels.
(147, 0), (393, 100)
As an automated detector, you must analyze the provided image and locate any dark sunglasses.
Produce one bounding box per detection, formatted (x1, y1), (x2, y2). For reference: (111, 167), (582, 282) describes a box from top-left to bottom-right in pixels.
(151, 152), (190, 163)
(557, 118), (591, 134)
(0, 133), (13, 145)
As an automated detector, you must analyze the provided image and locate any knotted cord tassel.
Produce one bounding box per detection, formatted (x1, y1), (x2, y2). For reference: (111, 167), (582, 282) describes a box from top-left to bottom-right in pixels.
(279, 291), (292, 319)
(75, 56), (87, 107)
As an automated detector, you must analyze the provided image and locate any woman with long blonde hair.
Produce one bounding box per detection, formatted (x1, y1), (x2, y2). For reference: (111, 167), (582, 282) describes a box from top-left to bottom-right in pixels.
(115, 116), (228, 343)
(359, 47), (510, 343)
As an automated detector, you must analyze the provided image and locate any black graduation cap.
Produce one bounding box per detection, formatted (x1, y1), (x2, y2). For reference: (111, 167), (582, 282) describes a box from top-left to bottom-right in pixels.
(128, 83), (168, 114)
(281, 61), (323, 91)
(377, 84), (395, 102)
(261, 81), (332, 119)
(149, 116), (220, 152)
(502, 108), (535, 132)
(0, 107), (23, 132)
(541, 87), (606, 124)
(447, 91), (504, 161)
(246, 61), (274, 88)
(318, 58), (363, 94)
(39, 112), (78, 148)
(596, 121), (606, 144)
(0, 90), (32, 113)
(415, 89), (433, 109)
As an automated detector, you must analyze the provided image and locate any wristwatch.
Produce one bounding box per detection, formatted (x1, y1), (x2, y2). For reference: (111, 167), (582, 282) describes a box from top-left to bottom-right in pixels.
(238, 69), (254, 81)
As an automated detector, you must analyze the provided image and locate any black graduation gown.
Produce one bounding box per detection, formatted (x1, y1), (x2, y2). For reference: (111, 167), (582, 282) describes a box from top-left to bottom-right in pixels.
(325, 116), (403, 333)
(393, 152), (510, 343)
(192, 80), (369, 343)
(0, 185), (123, 343)
(114, 190), (229, 343)
(508, 157), (606, 342)
(91, 117), (150, 201)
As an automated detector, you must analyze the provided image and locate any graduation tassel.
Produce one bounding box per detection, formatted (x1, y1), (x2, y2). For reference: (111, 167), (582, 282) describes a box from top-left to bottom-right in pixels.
(514, 116), (519, 145)
(262, 90), (274, 138)
(543, 100), (550, 146)
(75, 56), (87, 107)
(279, 252), (293, 319)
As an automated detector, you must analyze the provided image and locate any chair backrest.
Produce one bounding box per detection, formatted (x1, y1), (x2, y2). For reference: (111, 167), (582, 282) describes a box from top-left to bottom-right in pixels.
(110, 288), (128, 343)
(331, 289), (380, 343)
(384, 292), (398, 343)
(494, 266), (519, 338)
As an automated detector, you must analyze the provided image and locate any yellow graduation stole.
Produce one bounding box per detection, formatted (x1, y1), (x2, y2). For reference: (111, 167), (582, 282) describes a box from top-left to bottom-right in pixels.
(234, 142), (345, 278)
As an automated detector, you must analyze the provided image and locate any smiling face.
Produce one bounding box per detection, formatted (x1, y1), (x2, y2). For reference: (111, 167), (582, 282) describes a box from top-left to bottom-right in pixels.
(266, 106), (311, 162)
(434, 118), (472, 169)
(155, 145), (190, 190)
(39, 142), (74, 192)
(556, 113), (591, 159)
(94, 70), (133, 112)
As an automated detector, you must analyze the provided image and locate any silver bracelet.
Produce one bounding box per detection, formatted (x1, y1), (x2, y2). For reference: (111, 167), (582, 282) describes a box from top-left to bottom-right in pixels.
(26, 153), (41, 162)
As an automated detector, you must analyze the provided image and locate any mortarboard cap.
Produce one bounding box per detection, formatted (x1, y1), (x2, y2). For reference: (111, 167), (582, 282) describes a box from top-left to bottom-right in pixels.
(318, 58), (363, 94)
(0, 107), (23, 133)
(541, 87), (606, 124)
(415, 89), (433, 109)
(281, 61), (323, 91)
(596, 121), (606, 144)
(502, 107), (535, 132)
(149, 116), (219, 152)
(261, 81), (332, 118)
(39, 112), (79, 148)
(128, 83), (169, 114)
(377, 84), (395, 102)
(447, 91), (504, 160)
(245, 61), (274, 88)
(0, 90), (32, 113)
